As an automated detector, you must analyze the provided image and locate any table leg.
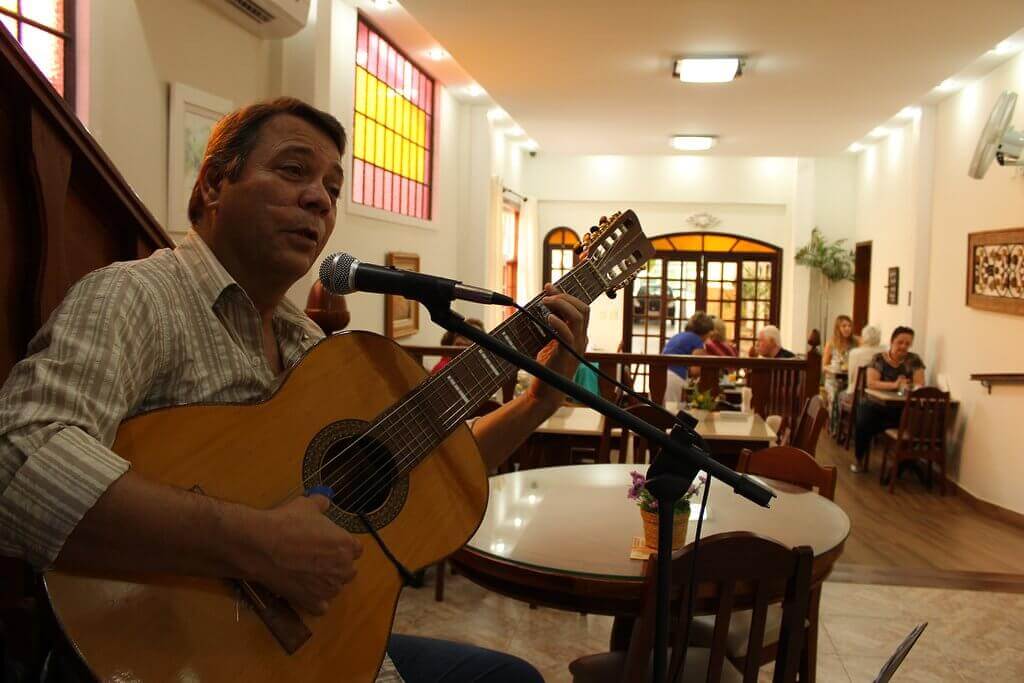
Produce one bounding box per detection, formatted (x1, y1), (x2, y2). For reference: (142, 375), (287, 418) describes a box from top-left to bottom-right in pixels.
(610, 616), (634, 651)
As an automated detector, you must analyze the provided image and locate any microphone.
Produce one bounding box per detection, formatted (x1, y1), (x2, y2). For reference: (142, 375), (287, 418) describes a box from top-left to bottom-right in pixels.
(319, 252), (515, 307)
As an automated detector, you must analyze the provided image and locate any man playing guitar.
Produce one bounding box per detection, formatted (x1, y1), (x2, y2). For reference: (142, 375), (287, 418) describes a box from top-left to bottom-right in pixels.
(0, 97), (589, 682)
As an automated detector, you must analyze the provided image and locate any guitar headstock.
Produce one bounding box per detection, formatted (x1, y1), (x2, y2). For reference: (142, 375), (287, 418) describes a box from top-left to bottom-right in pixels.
(576, 210), (655, 296)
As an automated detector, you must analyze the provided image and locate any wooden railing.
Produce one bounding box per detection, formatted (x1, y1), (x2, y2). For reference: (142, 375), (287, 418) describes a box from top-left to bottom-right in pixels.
(400, 345), (822, 423)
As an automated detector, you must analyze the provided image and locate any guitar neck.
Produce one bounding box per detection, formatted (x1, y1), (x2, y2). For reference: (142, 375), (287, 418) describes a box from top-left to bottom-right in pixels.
(372, 260), (607, 473)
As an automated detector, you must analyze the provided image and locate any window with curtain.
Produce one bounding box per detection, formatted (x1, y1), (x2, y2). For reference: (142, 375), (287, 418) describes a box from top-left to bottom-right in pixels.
(542, 227), (580, 286)
(623, 232), (782, 388)
(1, 0), (75, 101)
(352, 17), (434, 220)
(501, 202), (519, 315)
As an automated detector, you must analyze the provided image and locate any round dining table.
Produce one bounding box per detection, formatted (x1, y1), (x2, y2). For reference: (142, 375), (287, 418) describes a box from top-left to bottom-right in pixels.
(451, 464), (850, 629)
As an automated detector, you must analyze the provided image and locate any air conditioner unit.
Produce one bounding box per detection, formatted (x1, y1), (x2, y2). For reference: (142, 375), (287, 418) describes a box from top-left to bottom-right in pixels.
(202, 0), (311, 39)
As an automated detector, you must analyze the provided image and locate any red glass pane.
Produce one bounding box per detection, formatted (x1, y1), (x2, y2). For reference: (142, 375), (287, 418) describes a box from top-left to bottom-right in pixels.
(391, 173), (400, 212)
(356, 22), (368, 66)
(424, 115), (432, 150)
(401, 177), (408, 215)
(23, 0), (64, 32)
(424, 150), (431, 184)
(424, 79), (433, 115)
(352, 159), (365, 204)
(395, 54), (405, 91)
(415, 184), (423, 219)
(386, 48), (396, 88)
(21, 24), (64, 95)
(373, 166), (384, 209)
(364, 157), (374, 205)
(384, 171), (393, 209)
(376, 34), (387, 77)
(365, 31), (376, 72)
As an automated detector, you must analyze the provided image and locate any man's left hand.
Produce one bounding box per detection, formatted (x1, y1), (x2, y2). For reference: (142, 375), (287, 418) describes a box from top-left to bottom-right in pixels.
(526, 284), (590, 410)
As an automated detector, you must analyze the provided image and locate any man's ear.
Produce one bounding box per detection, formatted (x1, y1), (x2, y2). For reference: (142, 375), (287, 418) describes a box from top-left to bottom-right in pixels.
(199, 170), (222, 213)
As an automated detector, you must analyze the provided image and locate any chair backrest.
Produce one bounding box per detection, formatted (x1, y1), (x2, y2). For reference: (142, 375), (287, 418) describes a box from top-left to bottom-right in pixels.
(622, 532), (814, 683)
(897, 387), (950, 453)
(624, 404), (678, 464)
(787, 395), (827, 455)
(760, 366), (804, 441)
(738, 446), (837, 500)
(851, 363), (868, 402)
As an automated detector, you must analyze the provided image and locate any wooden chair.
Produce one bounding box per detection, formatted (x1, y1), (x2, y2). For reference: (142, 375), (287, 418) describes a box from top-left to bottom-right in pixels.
(785, 396), (827, 456)
(433, 399), (502, 601)
(878, 387), (951, 494)
(568, 532), (813, 683)
(688, 447), (835, 681)
(836, 368), (867, 450)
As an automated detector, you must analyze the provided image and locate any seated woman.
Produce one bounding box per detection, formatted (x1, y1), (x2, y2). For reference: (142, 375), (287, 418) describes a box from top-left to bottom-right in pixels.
(662, 312), (714, 404)
(704, 317), (738, 357)
(431, 318), (484, 373)
(823, 314), (858, 370)
(851, 326), (926, 473)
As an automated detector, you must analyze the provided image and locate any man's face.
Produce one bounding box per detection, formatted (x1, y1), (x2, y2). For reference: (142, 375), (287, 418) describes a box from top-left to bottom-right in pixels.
(756, 331), (777, 357)
(207, 114), (343, 286)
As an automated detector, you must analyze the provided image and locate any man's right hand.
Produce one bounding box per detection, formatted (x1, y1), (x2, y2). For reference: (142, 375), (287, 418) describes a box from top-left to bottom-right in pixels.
(248, 494), (363, 615)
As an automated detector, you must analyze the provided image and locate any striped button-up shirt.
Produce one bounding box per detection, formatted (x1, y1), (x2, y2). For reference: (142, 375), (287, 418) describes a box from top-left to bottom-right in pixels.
(0, 230), (401, 682)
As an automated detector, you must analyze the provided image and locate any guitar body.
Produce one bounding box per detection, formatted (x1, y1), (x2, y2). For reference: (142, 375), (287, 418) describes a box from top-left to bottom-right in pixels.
(44, 331), (489, 682)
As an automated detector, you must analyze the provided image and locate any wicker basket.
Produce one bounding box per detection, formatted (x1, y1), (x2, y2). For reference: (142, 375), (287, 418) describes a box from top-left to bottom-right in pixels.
(641, 507), (689, 550)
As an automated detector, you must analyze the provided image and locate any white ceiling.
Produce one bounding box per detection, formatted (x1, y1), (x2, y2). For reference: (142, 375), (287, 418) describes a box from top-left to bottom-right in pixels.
(390, 0), (1024, 156)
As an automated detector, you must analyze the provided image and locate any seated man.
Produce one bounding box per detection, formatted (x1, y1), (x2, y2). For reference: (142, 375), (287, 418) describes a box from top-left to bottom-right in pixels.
(752, 325), (795, 359)
(0, 98), (590, 682)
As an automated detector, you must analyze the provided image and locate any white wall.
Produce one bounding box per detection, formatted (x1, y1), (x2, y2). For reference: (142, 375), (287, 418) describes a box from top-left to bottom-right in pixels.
(811, 156), (859, 338)
(925, 56), (1024, 515)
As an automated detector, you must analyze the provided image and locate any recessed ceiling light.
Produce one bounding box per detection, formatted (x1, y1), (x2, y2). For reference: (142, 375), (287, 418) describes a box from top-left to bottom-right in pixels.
(937, 79), (958, 92)
(670, 135), (716, 151)
(523, 139), (539, 151)
(507, 125), (524, 137)
(992, 40), (1017, 55)
(487, 107), (508, 122)
(870, 127), (890, 138)
(370, 0), (396, 9)
(674, 57), (743, 83)
(465, 84), (485, 97)
(897, 106), (920, 120)
(848, 143), (864, 153)
(426, 47), (448, 61)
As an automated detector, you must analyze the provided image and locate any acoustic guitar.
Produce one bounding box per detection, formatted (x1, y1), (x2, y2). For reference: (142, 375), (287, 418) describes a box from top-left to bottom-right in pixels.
(45, 210), (654, 681)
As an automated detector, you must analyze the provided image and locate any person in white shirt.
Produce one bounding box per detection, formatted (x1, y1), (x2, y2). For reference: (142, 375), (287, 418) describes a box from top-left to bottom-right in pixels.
(845, 325), (885, 397)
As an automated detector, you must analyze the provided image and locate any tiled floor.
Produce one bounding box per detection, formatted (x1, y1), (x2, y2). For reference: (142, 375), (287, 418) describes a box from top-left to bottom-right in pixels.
(393, 571), (1024, 682)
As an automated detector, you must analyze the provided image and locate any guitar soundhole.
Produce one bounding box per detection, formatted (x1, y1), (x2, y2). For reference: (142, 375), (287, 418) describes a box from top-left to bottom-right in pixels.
(320, 434), (398, 515)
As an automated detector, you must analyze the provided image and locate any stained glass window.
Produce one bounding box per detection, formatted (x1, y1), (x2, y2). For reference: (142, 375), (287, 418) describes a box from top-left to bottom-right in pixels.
(352, 18), (433, 220)
(1, 0), (74, 101)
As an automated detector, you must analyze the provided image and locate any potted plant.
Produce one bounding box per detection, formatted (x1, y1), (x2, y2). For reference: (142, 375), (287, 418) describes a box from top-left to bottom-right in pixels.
(795, 228), (855, 341)
(628, 470), (706, 550)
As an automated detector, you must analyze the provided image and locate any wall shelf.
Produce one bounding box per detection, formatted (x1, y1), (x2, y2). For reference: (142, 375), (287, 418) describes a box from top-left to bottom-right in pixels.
(970, 373), (1024, 394)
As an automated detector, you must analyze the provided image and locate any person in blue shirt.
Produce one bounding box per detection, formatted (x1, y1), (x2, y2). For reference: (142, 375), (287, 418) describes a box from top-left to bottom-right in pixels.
(663, 312), (715, 378)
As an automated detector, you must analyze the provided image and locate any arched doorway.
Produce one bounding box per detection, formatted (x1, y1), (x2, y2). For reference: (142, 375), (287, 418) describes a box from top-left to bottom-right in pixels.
(542, 227), (582, 285)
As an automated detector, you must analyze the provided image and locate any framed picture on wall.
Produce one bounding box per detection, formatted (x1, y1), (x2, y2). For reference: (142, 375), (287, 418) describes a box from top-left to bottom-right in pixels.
(167, 83), (233, 235)
(966, 227), (1024, 316)
(385, 252), (420, 338)
(886, 267), (900, 305)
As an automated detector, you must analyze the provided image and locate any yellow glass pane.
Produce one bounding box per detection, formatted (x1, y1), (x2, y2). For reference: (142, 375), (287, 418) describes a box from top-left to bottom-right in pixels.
(734, 240), (776, 253)
(547, 228), (580, 247)
(417, 109), (426, 146)
(376, 82), (386, 124)
(353, 113), (366, 159)
(704, 235), (738, 252)
(374, 123), (386, 167)
(416, 146), (424, 183)
(384, 129), (394, 172)
(402, 139), (410, 177)
(365, 118), (377, 163)
(401, 100), (410, 138)
(404, 100), (413, 139)
(391, 133), (400, 174)
(355, 68), (367, 114)
(385, 89), (396, 130)
(366, 74), (378, 119)
(652, 237), (674, 251)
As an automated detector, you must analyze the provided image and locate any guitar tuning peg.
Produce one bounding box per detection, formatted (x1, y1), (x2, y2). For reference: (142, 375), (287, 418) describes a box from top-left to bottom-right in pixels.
(606, 289), (617, 300)
(573, 243), (586, 255)
(589, 225), (600, 234)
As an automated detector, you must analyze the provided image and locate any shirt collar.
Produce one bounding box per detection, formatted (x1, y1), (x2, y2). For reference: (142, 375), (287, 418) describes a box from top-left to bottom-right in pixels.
(174, 229), (318, 332)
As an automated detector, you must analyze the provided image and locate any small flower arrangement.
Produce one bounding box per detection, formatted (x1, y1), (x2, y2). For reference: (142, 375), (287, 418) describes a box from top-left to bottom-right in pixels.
(689, 389), (716, 411)
(627, 470), (707, 514)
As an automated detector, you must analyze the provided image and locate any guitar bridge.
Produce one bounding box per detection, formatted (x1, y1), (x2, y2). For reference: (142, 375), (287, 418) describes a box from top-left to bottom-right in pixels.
(189, 485), (311, 654)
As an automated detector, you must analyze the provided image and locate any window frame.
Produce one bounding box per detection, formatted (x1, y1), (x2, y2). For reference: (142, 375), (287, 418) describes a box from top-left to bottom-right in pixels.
(541, 227), (581, 286)
(1, 0), (76, 104)
(348, 14), (436, 227)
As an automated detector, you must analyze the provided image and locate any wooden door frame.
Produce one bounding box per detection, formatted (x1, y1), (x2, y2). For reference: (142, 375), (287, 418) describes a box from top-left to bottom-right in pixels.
(853, 241), (872, 332)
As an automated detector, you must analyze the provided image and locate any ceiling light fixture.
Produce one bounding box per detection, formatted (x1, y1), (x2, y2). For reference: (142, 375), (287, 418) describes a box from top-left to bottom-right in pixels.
(897, 106), (920, 120)
(523, 139), (539, 152)
(370, 0), (395, 9)
(507, 125), (525, 137)
(487, 107), (508, 122)
(465, 84), (485, 97)
(674, 57), (743, 83)
(426, 47), (448, 61)
(992, 40), (1017, 55)
(848, 143), (864, 153)
(937, 79), (958, 92)
(870, 127), (890, 138)
(671, 135), (716, 151)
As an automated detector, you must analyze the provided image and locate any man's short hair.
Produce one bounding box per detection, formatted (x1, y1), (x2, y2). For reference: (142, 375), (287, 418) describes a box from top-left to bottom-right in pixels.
(891, 326), (915, 342)
(759, 325), (782, 347)
(860, 325), (881, 346)
(187, 97), (347, 226)
(685, 311), (715, 336)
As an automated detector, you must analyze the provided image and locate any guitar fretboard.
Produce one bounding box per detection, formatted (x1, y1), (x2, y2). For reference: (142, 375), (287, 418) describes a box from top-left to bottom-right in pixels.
(369, 259), (608, 477)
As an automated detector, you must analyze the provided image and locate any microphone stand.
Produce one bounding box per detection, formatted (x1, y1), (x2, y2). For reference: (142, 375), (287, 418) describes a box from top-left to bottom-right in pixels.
(421, 300), (776, 683)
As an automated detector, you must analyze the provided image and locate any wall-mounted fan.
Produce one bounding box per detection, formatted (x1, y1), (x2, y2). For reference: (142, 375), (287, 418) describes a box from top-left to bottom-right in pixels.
(969, 90), (1024, 179)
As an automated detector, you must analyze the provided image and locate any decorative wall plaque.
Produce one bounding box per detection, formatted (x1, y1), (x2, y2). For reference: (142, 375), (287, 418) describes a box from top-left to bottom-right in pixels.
(967, 227), (1024, 316)
(886, 267), (899, 305)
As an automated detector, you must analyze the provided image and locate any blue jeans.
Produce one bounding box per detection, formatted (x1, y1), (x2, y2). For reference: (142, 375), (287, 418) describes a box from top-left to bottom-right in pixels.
(388, 635), (543, 683)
